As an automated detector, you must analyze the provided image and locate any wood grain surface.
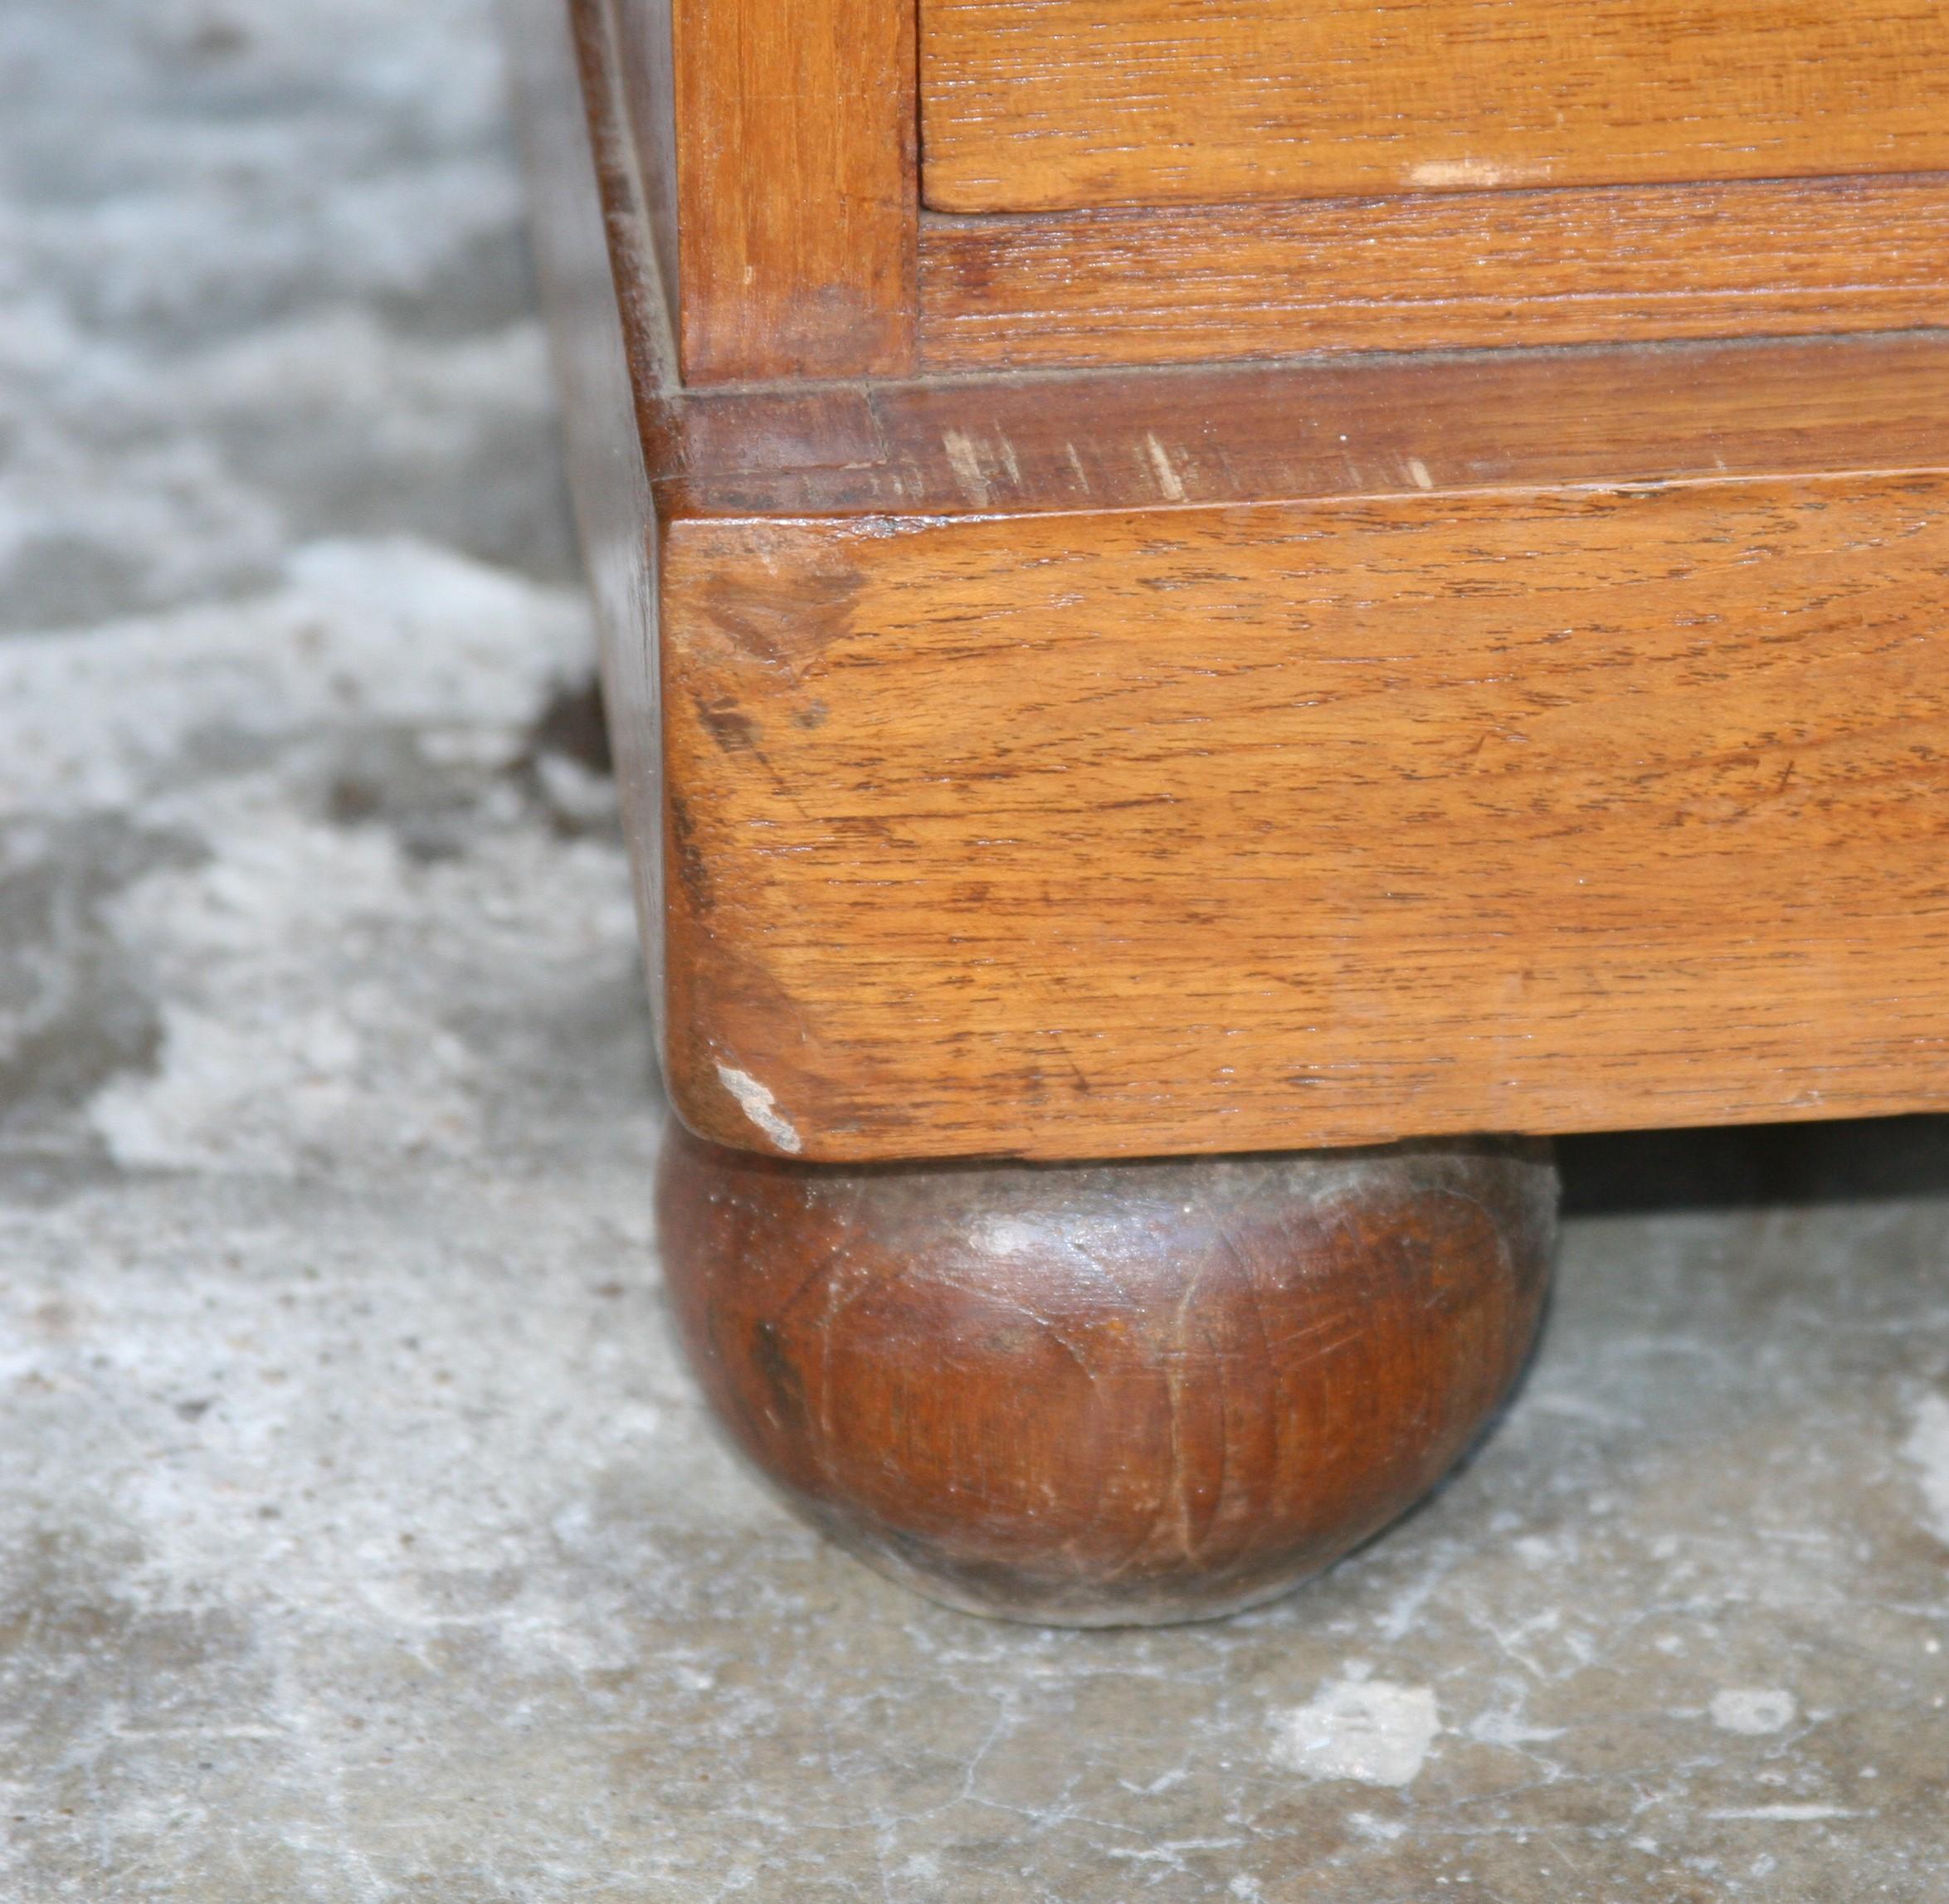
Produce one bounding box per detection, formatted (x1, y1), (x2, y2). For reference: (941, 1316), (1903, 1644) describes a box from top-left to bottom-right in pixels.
(647, 0), (915, 380)
(920, 0), (1949, 212)
(918, 176), (1949, 370)
(657, 333), (1949, 519)
(660, 1127), (1557, 1622)
(594, 0), (1949, 377)
(663, 470), (1949, 1162)
(511, 0), (671, 1038)
(606, 0), (680, 343)
(519, 0), (1949, 1167)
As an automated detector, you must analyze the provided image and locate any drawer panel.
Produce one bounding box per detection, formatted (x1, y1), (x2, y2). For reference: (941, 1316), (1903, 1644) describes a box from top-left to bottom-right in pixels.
(922, 0), (1949, 212)
(917, 175), (1949, 369)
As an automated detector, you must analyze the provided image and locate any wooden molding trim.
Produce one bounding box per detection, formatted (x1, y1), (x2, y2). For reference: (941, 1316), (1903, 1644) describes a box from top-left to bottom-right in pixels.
(651, 333), (1949, 520)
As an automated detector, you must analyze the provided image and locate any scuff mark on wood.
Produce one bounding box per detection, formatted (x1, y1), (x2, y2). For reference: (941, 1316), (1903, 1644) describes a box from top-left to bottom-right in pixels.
(1146, 435), (1188, 503)
(715, 1060), (804, 1152)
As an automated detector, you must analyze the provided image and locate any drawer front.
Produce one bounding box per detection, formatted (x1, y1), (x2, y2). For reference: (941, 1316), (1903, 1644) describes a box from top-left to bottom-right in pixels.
(922, 0), (1949, 212)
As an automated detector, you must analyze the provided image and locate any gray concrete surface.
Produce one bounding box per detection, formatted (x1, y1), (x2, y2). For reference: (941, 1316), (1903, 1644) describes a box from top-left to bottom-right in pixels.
(2, 3), (1947, 1897)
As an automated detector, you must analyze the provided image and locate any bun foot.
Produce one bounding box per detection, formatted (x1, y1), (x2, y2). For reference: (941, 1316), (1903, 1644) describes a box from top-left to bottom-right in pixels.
(656, 1131), (1558, 1626)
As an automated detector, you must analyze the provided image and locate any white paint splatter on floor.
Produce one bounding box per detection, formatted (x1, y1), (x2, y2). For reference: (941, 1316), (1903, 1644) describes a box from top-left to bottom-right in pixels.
(1269, 1668), (1440, 1787)
(1710, 1688), (1797, 1736)
(1902, 1392), (1949, 1544)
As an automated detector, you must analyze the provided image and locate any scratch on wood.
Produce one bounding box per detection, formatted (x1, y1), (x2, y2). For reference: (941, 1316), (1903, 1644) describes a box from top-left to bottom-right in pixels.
(1146, 434), (1187, 503)
(1409, 158), (1546, 189)
(943, 428), (992, 506)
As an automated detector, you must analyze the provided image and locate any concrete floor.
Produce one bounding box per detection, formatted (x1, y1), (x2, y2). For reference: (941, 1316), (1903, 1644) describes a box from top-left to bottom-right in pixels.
(3, 3), (1948, 1897)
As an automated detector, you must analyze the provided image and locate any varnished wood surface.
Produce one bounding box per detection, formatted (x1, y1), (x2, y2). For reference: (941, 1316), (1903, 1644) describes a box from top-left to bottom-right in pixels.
(508, 0), (669, 1041)
(663, 470), (1949, 1162)
(920, 0), (1949, 212)
(518, 0), (1949, 1166)
(918, 176), (1949, 370)
(591, 0), (1946, 377)
(605, 0), (680, 343)
(540, 0), (1949, 515)
(657, 333), (1949, 519)
(627, 0), (915, 381)
(660, 1128), (1557, 1623)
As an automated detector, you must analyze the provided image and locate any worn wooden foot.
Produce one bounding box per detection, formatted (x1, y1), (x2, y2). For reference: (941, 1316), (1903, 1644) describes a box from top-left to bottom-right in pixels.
(657, 1131), (1558, 1626)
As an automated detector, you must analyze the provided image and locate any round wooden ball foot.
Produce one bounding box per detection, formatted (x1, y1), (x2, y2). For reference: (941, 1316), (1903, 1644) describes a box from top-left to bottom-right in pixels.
(657, 1130), (1558, 1626)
